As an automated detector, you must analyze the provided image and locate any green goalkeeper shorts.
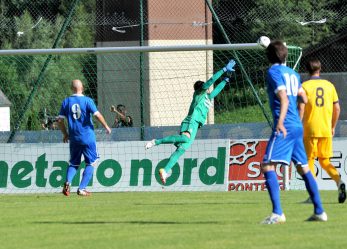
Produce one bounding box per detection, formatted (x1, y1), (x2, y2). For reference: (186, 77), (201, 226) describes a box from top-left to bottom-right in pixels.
(178, 120), (200, 150)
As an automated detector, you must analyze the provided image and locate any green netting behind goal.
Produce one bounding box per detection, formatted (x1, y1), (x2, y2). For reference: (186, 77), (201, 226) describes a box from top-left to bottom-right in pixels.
(0, 45), (302, 141)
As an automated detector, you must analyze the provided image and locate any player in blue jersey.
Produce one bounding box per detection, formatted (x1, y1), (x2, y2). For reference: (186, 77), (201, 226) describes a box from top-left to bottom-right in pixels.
(145, 60), (236, 185)
(57, 79), (111, 196)
(261, 40), (327, 224)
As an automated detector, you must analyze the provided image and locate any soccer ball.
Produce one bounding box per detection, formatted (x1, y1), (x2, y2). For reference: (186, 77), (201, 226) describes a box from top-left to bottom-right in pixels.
(257, 36), (271, 48)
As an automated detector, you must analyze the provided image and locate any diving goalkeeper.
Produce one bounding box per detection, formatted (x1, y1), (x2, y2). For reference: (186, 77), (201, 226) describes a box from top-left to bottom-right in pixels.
(145, 59), (236, 184)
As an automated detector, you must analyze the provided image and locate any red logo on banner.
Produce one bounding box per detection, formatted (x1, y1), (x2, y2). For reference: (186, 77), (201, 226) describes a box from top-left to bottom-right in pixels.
(228, 140), (284, 191)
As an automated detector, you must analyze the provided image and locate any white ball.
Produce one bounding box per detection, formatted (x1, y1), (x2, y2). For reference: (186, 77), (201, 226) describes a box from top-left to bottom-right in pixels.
(257, 36), (271, 48)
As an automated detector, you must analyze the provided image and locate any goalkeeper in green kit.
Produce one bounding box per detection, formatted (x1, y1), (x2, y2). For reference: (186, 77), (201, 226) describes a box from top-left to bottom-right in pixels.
(145, 59), (236, 184)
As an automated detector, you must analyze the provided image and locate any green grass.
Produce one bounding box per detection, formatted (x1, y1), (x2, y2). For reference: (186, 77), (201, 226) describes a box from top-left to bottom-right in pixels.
(1, 191), (346, 249)
(215, 104), (271, 124)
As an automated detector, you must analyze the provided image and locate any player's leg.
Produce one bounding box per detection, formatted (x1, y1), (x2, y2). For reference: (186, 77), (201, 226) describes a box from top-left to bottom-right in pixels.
(319, 157), (346, 203)
(261, 131), (290, 224)
(78, 142), (99, 196)
(145, 123), (191, 150)
(317, 138), (340, 183)
(297, 166), (327, 221)
(63, 142), (82, 196)
(317, 138), (346, 203)
(146, 134), (190, 149)
(293, 135), (326, 221)
(302, 137), (317, 203)
(158, 122), (198, 184)
(303, 137), (317, 178)
(158, 147), (186, 184)
(156, 133), (190, 145)
(319, 158), (340, 183)
(261, 163), (285, 224)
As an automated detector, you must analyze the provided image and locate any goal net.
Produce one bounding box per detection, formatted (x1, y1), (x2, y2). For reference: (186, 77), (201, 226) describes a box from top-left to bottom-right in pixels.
(0, 44), (302, 193)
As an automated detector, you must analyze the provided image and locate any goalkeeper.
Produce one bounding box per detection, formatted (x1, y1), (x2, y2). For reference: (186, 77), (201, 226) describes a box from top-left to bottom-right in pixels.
(145, 59), (236, 184)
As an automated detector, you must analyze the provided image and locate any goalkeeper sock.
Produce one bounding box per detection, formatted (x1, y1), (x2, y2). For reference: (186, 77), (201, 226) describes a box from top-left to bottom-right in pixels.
(264, 171), (283, 215)
(79, 165), (94, 190)
(302, 171), (324, 214)
(156, 134), (189, 145)
(164, 148), (186, 173)
(66, 165), (78, 183)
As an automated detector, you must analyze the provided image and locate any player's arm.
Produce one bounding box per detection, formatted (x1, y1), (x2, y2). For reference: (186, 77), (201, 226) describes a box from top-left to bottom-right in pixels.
(209, 77), (229, 99)
(95, 112), (112, 134)
(202, 59), (236, 90)
(298, 102), (305, 121)
(57, 100), (69, 143)
(276, 89), (289, 137)
(332, 102), (340, 136)
(110, 105), (126, 121)
(57, 117), (69, 143)
(88, 98), (111, 134)
(298, 87), (307, 104)
(297, 87), (307, 121)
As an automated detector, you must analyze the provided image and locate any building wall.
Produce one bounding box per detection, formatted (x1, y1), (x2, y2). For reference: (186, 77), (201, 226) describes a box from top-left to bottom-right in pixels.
(0, 107), (10, 131)
(96, 0), (213, 127)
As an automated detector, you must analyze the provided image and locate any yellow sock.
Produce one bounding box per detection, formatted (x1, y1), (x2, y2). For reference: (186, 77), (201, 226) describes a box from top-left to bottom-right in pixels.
(308, 157), (316, 178)
(319, 158), (341, 185)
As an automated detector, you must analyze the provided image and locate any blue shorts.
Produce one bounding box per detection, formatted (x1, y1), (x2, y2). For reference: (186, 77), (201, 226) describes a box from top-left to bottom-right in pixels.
(69, 141), (99, 166)
(263, 126), (308, 166)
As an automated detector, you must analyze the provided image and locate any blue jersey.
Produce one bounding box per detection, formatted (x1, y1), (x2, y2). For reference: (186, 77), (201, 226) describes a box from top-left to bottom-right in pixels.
(59, 94), (98, 144)
(266, 64), (302, 128)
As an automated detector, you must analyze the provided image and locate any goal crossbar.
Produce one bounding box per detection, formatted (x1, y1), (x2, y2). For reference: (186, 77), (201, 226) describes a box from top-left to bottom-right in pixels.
(0, 44), (265, 56)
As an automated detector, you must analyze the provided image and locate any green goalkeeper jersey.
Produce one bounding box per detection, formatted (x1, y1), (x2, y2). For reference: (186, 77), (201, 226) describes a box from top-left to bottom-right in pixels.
(183, 69), (227, 126)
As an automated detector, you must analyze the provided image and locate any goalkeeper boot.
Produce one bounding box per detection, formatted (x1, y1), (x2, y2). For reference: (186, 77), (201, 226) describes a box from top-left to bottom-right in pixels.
(338, 181), (346, 203)
(159, 168), (168, 185)
(306, 212), (328, 222)
(145, 139), (156, 150)
(77, 189), (91, 196)
(261, 213), (286, 224)
(62, 182), (70, 196)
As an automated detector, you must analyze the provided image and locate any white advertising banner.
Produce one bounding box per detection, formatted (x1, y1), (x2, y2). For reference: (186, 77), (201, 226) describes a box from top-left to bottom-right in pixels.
(290, 138), (347, 190)
(0, 139), (230, 193)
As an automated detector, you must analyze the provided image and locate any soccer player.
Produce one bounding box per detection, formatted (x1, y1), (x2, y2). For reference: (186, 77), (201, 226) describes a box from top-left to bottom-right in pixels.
(145, 59), (236, 184)
(57, 79), (112, 196)
(261, 41), (327, 224)
(299, 58), (345, 203)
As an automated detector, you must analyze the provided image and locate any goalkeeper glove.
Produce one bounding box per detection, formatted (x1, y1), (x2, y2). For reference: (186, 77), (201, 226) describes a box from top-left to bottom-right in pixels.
(223, 77), (230, 83)
(223, 59), (236, 73)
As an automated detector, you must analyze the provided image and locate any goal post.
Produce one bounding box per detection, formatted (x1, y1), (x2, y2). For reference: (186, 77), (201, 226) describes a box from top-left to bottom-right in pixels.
(0, 43), (302, 134)
(0, 43), (303, 193)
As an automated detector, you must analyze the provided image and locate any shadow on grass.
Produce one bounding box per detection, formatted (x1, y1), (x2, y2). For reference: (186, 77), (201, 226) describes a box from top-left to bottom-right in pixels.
(133, 202), (259, 206)
(33, 220), (224, 225)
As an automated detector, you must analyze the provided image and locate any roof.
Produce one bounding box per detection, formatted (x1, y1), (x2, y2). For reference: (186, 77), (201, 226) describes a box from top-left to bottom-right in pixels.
(0, 90), (11, 107)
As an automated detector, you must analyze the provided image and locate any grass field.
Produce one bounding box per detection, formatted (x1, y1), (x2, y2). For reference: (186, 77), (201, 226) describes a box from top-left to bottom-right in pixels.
(1, 191), (346, 249)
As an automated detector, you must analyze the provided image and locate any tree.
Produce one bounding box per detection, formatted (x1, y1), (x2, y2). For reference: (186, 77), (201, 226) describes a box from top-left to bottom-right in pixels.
(0, 0), (96, 130)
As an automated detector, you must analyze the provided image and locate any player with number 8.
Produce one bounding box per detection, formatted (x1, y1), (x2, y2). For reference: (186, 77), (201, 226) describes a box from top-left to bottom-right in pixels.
(299, 58), (345, 204)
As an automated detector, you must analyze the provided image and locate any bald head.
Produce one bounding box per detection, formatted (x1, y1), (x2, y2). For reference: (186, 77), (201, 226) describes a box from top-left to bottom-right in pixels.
(71, 79), (83, 94)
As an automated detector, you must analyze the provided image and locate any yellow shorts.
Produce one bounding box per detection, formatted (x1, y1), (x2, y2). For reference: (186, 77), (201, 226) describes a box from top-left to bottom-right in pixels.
(303, 137), (333, 159)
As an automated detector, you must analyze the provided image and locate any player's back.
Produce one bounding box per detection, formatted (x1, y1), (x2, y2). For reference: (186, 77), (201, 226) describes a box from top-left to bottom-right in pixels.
(266, 64), (302, 128)
(60, 94), (97, 144)
(302, 77), (338, 137)
(184, 91), (212, 125)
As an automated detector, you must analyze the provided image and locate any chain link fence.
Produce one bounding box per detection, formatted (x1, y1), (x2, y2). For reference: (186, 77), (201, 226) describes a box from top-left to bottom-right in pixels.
(0, 0), (346, 141)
